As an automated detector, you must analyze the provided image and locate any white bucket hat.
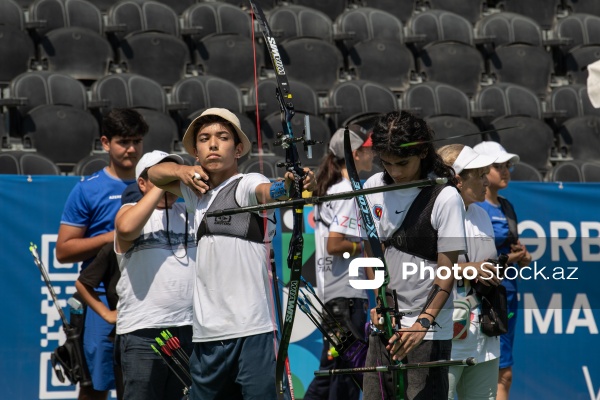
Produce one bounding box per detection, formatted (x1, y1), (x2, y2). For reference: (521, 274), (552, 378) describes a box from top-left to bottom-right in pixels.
(181, 108), (252, 157)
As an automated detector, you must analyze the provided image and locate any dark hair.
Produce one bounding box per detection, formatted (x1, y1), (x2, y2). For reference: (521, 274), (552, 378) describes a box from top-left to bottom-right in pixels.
(192, 115), (241, 147)
(102, 108), (149, 140)
(314, 153), (345, 196)
(372, 111), (457, 185)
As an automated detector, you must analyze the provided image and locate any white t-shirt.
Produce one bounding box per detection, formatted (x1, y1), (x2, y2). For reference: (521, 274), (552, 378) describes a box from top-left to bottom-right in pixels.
(181, 173), (277, 342)
(314, 179), (368, 302)
(115, 202), (196, 335)
(363, 173), (467, 340)
(452, 203), (500, 362)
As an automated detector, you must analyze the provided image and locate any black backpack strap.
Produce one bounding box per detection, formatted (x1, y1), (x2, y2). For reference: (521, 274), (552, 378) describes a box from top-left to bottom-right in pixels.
(498, 196), (518, 248)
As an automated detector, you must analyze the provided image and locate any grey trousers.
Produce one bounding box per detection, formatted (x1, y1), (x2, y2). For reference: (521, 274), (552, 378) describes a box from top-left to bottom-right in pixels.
(363, 334), (452, 400)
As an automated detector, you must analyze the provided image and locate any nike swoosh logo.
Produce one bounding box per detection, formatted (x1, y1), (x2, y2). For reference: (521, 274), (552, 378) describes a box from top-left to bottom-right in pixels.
(395, 210), (405, 214)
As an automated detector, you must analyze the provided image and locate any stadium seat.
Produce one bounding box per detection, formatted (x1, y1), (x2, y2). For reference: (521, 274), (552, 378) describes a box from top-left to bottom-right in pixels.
(107, 0), (181, 38)
(170, 75), (245, 131)
(248, 78), (321, 120)
(117, 31), (192, 87)
(182, 1), (253, 40)
(194, 33), (264, 90)
(153, 0), (196, 15)
(22, 105), (99, 168)
(72, 153), (109, 176)
(348, 39), (416, 93)
(422, 0), (486, 25)
(581, 161), (600, 181)
(425, 115), (483, 149)
(289, 0), (348, 22)
(361, 0), (416, 24)
(91, 73), (168, 114)
(87, 0), (118, 12)
(133, 107), (180, 153)
(267, 5), (333, 42)
(38, 27), (115, 82)
(402, 81), (472, 119)
(495, 0), (562, 30)
(475, 12), (545, 48)
(550, 84), (600, 125)
(564, 44), (600, 84)
(0, 26), (36, 87)
(489, 116), (555, 172)
(475, 83), (546, 128)
(564, 0), (600, 17)
(546, 161), (584, 182)
(408, 9), (478, 47)
(334, 7), (406, 54)
(488, 43), (554, 98)
(511, 161), (544, 181)
(554, 13), (600, 58)
(28, 0), (104, 37)
(277, 37), (344, 94)
(327, 80), (398, 130)
(0, 0), (27, 31)
(19, 151), (62, 175)
(418, 40), (486, 97)
(0, 152), (20, 174)
(557, 115), (600, 161)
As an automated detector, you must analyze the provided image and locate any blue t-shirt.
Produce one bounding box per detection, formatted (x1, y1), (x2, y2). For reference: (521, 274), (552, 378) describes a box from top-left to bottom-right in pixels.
(60, 168), (135, 269)
(478, 198), (518, 292)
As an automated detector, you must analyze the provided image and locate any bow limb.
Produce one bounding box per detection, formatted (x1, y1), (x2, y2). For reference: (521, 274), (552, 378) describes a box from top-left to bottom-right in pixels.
(343, 128), (405, 400)
(249, 1), (304, 398)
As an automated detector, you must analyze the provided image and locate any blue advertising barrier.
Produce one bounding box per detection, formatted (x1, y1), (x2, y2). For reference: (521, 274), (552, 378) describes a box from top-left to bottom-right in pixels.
(0, 176), (598, 399)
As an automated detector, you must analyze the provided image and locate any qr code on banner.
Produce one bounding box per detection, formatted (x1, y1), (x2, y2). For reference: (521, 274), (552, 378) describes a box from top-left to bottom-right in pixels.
(40, 234), (80, 281)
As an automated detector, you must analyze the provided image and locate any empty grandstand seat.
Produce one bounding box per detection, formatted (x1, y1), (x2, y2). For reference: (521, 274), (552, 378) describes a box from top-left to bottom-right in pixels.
(278, 37), (344, 94)
(0, 152), (20, 174)
(418, 40), (486, 97)
(134, 107), (179, 153)
(267, 5), (333, 42)
(28, 0), (104, 37)
(107, 0), (181, 38)
(546, 161), (584, 182)
(581, 161), (600, 181)
(488, 43), (554, 98)
(4, 71), (90, 134)
(328, 80), (398, 130)
(348, 39), (415, 93)
(182, 1), (253, 40)
(248, 78), (321, 120)
(564, 44), (600, 84)
(554, 13), (600, 57)
(0, 26), (36, 87)
(475, 83), (545, 128)
(117, 31), (192, 87)
(557, 115), (600, 161)
(408, 9), (478, 47)
(289, 0), (348, 22)
(72, 153), (109, 176)
(19, 151), (62, 175)
(489, 116), (555, 172)
(194, 33), (264, 90)
(0, 0), (27, 31)
(91, 73), (168, 114)
(38, 26), (115, 81)
(154, 0), (196, 15)
(171, 75), (245, 129)
(360, 0), (415, 24)
(22, 105), (99, 168)
(87, 0), (117, 12)
(564, 0), (600, 17)
(425, 115), (483, 148)
(475, 12), (545, 48)
(422, 0), (486, 25)
(402, 81), (472, 119)
(511, 161), (544, 181)
(334, 7), (406, 54)
(496, 0), (562, 30)
(550, 84), (600, 125)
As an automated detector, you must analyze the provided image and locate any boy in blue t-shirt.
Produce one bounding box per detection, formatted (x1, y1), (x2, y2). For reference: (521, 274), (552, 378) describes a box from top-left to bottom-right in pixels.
(57, 108), (148, 400)
(474, 141), (532, 400)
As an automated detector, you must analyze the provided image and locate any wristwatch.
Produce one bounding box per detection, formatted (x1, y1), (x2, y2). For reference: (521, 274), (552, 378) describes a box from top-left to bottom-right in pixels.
(416, 317), (432, 329)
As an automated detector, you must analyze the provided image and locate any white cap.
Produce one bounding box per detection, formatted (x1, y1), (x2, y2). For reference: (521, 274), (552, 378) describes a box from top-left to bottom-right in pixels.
(473, 141), (520, 165)
(136, 150), (184, 179)
(587, 59), (600, 108)
(452, 145), (496, 175)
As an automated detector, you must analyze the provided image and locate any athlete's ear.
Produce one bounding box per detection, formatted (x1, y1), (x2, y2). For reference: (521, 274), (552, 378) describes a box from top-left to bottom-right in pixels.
(455, 174), (463, 190)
